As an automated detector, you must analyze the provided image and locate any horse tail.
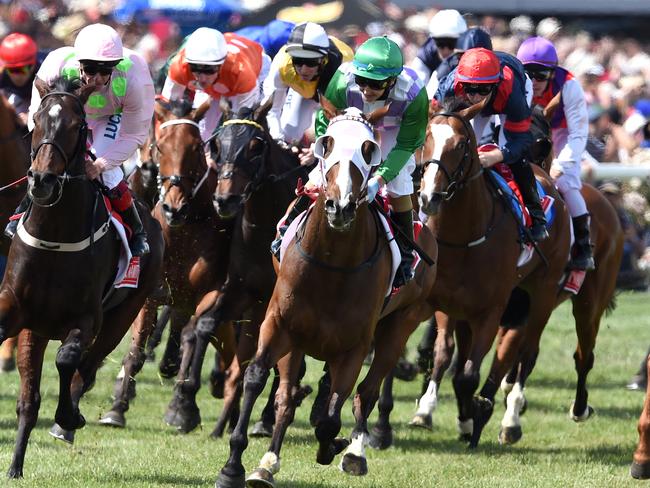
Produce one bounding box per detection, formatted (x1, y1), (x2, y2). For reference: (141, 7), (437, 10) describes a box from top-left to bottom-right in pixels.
(605, 291), (619, 317)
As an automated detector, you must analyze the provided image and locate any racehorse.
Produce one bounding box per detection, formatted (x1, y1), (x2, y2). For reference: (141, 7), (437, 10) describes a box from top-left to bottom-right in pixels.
(0, 94), (31, 372)
(0, 76), (163, 477)
(165, 101), (311, 437)
(495, 100), (624, 444)
(410, 97), (571, 447)
(99, 97), (236, 431)
(216, 105), (437, 488)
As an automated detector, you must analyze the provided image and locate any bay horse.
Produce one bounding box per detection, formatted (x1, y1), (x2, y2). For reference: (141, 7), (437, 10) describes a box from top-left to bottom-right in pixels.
(165, 101), (310, 437)
(0, 76), (163, 477)
(99, 97), (236, 431)
(409, 97), (571, 447)
(216, 106), (437, 488)
(495, 100), (624, 444)
(0, 94), (31, 372)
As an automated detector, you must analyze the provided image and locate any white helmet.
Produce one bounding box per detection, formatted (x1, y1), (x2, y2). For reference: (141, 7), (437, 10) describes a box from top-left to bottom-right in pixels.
(185, 27), (227, 65)
(429, 10), (467, 38)
(74, 23), (123, 62)
(286, 22), (329, 59)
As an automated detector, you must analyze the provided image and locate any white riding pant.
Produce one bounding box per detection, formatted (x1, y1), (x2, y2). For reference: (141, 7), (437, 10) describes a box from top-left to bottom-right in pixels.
(88, 114), (136, 190)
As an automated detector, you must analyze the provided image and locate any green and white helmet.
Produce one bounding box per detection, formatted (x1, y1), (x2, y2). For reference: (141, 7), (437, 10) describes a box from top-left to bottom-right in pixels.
(351, 36), (403, 80)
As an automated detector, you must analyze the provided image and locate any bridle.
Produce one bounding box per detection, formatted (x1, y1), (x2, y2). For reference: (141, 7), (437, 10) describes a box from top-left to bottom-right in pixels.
(421, 112), (483, 202)
(29, 91), (89, 207)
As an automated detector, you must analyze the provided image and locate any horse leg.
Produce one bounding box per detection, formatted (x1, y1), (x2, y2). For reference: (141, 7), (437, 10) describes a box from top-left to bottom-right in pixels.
(0, 336), (17, 372)
(368, 371), (395, 450)
(251, 368), (279, 437)
(246, 351), (305, 488)
(100, 300), (158, 428)
(416, 315), (438, 393)
(309, 364), (331, 428)
(164, 317), (196, 428)
(158, 309), (186, 379)
(216, 310), (292, 488)
(209, 349), (226, 399)
(411, 311), (455, 429)
(632, 355), (650, 478)
(211, 339), (248, 439)
(145, 304), (172, 362)
(7, 330), (47, 479)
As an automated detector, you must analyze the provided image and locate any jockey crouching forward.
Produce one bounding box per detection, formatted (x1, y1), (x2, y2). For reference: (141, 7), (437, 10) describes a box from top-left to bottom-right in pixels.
(161, 27), (270, 151)
(436, 47), (548, 242)
(263, 21), (353, 161)
(272, 36), (428, 288)
(6, 23), (153, 257)
(517, 37), (595, 270)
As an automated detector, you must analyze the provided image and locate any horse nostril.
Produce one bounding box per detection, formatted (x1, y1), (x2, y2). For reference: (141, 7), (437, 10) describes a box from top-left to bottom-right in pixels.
(325, 199), (337, 213)
(162, 202), (172, 214)
(342, 200), (356, 216)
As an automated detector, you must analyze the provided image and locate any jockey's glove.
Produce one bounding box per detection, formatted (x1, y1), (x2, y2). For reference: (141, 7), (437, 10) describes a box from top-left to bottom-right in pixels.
(367, 176), (382, 202)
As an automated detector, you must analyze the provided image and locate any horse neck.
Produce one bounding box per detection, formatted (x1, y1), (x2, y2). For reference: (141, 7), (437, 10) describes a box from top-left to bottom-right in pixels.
(300, 195), (376, 268)
(0, 100), (15, 139)
(0, 101), (28, 181)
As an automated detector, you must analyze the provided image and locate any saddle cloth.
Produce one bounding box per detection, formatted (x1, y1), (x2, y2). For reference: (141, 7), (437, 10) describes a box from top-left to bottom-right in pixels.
(103, 196), (140, 288)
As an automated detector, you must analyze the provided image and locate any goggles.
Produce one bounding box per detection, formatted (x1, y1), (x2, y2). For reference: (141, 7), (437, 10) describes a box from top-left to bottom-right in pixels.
(354, 75), (391, 91)
(462, 83), (496, 96)
(525, 67), (554, 81)
(291, 56), (322, 68)
(434, 37), (457, 50)
(189, 63), (220, 75)
(81, 63), (114, 76)
(6, 64), (33, 75)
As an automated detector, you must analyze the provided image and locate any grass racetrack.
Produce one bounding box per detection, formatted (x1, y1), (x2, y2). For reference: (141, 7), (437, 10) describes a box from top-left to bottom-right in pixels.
(0, 291), (648, 487)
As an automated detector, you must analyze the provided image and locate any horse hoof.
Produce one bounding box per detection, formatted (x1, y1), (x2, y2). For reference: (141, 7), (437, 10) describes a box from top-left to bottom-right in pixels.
(245, 467), (275, 488)
(6, 466), (23, 479)
(394, 358), (418, 382)
(0, 357), (15, 373)
(368, 425), (393, 450)
(99, 410), (126, 428)
(458, 433), (471, 443)
(144, 349), (156, 362)
(339, 453), (368, 476)
(498, 426), (522, 445)
(519, 397), (528, 416)
(176, 406), (201, 433)
(316, 437), (349, 465)
(158, 359), (180, 379)
(409, 413), (432, 430)
(215, 469), (246, 488)
(49, 423), (75, 444)
(631, 462), (650, 479)
(209, 370), (225, 399)
(250, 421), (273, 438)
(569, 403), (595, 422)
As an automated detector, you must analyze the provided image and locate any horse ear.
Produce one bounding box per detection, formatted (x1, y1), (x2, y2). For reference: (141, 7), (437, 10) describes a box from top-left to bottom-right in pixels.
(153, 99), (169, 121)
(319, 94), (341, 120)
(193, 99), (212, 123)
(34, 77), (50, 98)
(458, 98), (487, 121)
(77, 83), (96, 106)
(219, 98), (232, 121)
(366, 102), (391, 126)
(543, 90), (562, 121)
(254, 95), (273, 122)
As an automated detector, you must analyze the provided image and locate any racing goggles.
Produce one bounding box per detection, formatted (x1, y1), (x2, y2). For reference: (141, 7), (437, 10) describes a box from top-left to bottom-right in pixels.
(354, 75), (391, 91)
(189, 63), (220, 75)
(525, 67), (554, 81)
(433, 37), (457, 50)
(291, 56), (322, 68)
(462, 83), (496, 96)
(6, 64), (33, 75)
(81, 63), (115, 76)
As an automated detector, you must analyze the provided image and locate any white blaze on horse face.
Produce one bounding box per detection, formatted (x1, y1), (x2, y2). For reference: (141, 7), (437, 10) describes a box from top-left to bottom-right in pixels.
(422, 123), (455, 196)
(48, 103), (62, 119)
(335, 158), (354, 208)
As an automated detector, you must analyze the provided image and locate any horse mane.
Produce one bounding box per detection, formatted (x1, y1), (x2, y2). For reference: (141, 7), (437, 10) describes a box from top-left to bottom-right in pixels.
(49, 76), (82, 94)
(439, 96), (471, 114)
(168, 97), (194, 117)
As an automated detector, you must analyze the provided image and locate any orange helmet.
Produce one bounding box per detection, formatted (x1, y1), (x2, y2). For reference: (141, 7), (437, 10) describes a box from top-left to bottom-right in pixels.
(0, 33), (37, 68)
(456, 47), (501, 84)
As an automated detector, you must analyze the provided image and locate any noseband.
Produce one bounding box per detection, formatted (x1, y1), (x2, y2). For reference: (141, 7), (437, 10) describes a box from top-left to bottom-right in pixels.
(422, 112), (483, 201)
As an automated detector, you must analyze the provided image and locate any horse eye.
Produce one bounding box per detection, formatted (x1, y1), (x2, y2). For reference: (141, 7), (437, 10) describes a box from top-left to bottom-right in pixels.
(457, 141), (466, 150)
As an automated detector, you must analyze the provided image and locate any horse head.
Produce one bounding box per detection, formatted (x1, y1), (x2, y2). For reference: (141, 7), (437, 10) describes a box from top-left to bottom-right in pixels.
(314, 99), (383, 231)
(419, 97), (483, 215)
(152, 97), (211, 227)
(527, 90), (561, 172)
(213, 100), (272, 219)
(28, 77), (94, 206)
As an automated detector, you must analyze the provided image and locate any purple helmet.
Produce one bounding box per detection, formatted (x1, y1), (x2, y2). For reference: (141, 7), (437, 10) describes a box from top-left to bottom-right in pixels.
(516, 36), (558, 68)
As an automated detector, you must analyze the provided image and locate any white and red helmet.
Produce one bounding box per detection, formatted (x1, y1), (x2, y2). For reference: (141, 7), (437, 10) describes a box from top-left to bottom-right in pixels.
(185, 28), (228, 65)
(74, 23), (123, 63)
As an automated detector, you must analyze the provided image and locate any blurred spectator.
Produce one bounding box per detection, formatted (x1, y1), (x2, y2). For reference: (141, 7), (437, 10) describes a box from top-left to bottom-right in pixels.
(537, 17), (562, 41)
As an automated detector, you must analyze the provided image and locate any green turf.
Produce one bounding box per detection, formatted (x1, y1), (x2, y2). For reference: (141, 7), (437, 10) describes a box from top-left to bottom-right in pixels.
(0, 291), (648, 487)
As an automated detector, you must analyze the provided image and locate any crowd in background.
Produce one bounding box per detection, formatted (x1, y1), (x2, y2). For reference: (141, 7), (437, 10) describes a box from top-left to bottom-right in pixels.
(1, 0), (650, 289)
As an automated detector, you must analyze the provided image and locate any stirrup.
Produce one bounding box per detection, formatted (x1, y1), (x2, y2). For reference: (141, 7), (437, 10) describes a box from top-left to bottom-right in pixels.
(130, 235), (150, 257)
(529, 223), (548, 242)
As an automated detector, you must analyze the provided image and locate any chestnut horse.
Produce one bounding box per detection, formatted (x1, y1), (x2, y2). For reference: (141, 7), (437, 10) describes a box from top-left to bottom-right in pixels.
(632, 359), (650, 478)
(495, 102), (624, 444)
(165, 102), (311, 437)
(410, 97), (571, 447)
(215, 107), (437, 488)
(99, 98), (236, 431)
(0, 77), (163, 477)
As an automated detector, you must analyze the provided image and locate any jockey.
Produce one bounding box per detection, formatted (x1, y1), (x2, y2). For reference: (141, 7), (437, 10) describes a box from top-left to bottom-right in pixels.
(435, 47), (549, 242)
(410, 9), (467, 85)
(517, 36), (595, 269)
(0, 33), (45, 125)
(272, 36), (428, 288)
(161, 27), (270, 145)
(263, 22), (353, 161)
(6, 23), (153, 257)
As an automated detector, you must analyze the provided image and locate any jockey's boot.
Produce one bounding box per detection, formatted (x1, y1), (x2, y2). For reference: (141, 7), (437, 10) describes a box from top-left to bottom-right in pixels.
(570, 214), (595, 270)
(510, 160), (548, 242)
(109, 181), (149, 257)
(392, 210), (415, 288)
(4, 194), (32, 239)
(271, 194), (311, 260)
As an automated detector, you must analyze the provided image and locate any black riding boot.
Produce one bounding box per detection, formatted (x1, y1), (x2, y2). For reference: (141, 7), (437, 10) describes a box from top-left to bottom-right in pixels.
(4, 194), (32, 239)
(570, 214), (595, 270)
(392, 210), (415, 288)
(119, 203), (150, 257)
(510, 160), (548, 242)
(271, 194), (311, 260)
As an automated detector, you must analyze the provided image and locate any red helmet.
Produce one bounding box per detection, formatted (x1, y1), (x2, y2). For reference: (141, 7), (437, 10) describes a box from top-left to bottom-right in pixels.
(456, 47), (500, 84)
(0, 33), (37, 68)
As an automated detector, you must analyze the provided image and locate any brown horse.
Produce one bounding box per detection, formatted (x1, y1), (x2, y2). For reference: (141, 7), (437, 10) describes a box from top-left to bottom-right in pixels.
(410, 97), (571, 447)
(215, 107), (437, 488)
(632, 358), (650, 478)
(495, 102), (624, 444)
(0, 77), (163, 477)
(99, 97), (235, 431)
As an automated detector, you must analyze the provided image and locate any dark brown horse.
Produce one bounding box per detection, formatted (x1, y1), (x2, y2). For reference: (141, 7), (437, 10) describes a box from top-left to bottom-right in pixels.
(165, 101), (310, 437)
(410, 98), (571, 447)
(99, 98), (235, 430)
(215, 107), (437, 488)
(494, 101), (624, 444)
(0, 77), (163, 477)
